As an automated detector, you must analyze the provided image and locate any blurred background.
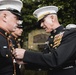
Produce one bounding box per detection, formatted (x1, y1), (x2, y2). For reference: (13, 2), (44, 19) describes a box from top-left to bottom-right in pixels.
(21, 0), (76, 41)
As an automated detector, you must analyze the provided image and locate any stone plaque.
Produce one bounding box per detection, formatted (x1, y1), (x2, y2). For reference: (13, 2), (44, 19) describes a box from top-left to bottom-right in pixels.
(28, 29), (49, 50)
(33, 34), (48, 43)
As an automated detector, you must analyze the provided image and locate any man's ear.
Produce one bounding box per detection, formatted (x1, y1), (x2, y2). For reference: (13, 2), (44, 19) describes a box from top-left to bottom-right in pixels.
(2, 12), (7, 22)
(50, 15), (55, 22)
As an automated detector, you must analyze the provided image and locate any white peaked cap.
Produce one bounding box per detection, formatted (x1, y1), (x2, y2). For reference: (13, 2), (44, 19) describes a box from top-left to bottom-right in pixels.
(66, 24), (76, 29)
(0, 0), (23, 12)
(33, 6), (58, 21)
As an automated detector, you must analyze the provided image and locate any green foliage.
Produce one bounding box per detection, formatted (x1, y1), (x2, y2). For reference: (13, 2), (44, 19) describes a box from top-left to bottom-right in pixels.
(21, 0), (76, 40)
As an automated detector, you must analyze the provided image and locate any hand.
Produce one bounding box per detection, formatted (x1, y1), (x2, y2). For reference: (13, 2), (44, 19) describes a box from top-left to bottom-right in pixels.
(13, 48), (26, 59)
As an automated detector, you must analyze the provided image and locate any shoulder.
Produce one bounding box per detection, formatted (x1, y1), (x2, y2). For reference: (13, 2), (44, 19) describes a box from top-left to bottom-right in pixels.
(61, 28), (76, 42)
(0, 34), (6, 40)
(63, 28), (76, 36)
(0, 34), (8, 45)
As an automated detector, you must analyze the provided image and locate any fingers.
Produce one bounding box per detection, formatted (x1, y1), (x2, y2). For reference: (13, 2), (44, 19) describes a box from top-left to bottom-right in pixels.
(12, 48), (26, 59)
(12, 49), (17, 57)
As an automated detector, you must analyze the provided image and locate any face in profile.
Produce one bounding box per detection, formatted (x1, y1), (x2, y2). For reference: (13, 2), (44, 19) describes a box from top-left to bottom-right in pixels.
(13, 27), (23, 36)
(40, 15), (54, 33)
(3, 11), (21, 32)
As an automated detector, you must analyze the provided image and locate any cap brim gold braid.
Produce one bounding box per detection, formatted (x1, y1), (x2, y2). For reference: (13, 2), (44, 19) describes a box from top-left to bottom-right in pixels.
(38, 12), (50, 21)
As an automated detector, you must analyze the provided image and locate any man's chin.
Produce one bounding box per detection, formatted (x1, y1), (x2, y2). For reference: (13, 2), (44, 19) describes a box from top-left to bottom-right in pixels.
(45, 30), (50, 33)
(45, 29), (51, 33)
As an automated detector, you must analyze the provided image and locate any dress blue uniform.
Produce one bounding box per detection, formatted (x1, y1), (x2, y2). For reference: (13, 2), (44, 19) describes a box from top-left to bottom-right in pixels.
(0, 28), (14, 75)
(23, 28), (76, 75)
(0, 0), (23, 75)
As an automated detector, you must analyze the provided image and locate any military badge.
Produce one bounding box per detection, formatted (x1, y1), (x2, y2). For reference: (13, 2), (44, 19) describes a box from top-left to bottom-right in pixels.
(53, 32), (64, 48)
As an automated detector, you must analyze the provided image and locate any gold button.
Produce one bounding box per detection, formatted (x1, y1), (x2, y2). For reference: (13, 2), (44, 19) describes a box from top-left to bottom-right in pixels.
(18, 39), (21, 41)
(15, 38), (16, 40)
(50, 44), (53, 46)
(11, 50), (13, 53)
(6, 54), (8, 57)
(8, 36), (11, 38)
(5, 32), (7, 36)
(51, 36), (53, 38)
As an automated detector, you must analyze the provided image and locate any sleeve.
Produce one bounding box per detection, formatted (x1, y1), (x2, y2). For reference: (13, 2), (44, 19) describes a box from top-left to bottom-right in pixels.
(23, 31), (76, 68)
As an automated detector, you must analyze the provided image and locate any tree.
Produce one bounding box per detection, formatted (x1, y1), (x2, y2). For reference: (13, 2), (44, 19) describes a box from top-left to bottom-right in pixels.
(21, 0), (76, 40)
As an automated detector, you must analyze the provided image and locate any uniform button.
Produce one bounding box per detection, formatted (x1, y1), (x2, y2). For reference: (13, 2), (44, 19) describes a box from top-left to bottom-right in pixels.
(54, 30), (56, 33)
(38, 68), (42, 71)
(50, 44), (53, 46)
(11, 50), (13, 53)
(8, 36), (11, 38)
(5, 32), (7, 36)
(55, 47), (57, 49)
(6, 54), (8, 57)
(15, 38), (16, 40)
(49, 52), (51, 54)
(51, 36), (53, 38)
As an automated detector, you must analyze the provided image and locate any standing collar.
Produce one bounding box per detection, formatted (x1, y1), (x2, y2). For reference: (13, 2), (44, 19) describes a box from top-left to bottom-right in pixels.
(0, 28), (9, 37)
(9, 34), (17, 40)
(51, 26), (64, 35)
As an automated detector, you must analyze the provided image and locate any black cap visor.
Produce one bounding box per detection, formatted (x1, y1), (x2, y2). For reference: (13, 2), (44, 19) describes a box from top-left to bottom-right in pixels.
(8, 9), (23, 20)
(0, 9), (22, 20)
(36, 19), (42, 26)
